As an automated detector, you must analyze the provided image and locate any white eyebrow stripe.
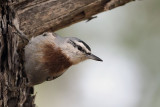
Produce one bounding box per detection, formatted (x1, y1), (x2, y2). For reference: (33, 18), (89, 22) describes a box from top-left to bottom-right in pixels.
(74, 41), (90, 53)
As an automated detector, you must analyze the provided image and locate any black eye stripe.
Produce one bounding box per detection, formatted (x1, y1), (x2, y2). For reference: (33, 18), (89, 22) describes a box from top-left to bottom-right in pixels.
(78, 45), (82, 50)
(68, 40), (89, 54)
(78, 40), (91, 51)
(77, 45), (86, 53)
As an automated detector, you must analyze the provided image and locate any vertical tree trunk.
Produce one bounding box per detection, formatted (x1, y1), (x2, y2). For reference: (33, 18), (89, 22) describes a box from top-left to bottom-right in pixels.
(0, 1), (35, 107)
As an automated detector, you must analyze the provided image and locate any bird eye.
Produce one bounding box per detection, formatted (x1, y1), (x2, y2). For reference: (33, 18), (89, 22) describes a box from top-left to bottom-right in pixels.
(78, 46), (82, 51)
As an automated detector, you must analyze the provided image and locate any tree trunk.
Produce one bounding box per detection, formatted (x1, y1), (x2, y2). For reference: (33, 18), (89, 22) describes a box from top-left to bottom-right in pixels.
(0, 0), (134, 106)
(0, 1), (35, 107)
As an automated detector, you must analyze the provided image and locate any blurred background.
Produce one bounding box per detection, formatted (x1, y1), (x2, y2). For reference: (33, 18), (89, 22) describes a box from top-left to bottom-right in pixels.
(35, 0), (160, 107)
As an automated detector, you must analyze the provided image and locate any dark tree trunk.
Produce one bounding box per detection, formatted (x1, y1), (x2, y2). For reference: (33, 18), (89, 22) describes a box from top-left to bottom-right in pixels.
(0, 0), (134, 106)
(0, 1), (35, 107)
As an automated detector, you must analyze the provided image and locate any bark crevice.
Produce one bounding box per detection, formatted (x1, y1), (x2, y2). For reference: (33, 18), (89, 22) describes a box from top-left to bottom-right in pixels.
(0, 2), (35, 107)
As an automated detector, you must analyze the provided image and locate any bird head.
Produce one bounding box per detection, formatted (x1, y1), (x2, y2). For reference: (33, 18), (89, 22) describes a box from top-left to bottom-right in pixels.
(59, 37), (103, 64)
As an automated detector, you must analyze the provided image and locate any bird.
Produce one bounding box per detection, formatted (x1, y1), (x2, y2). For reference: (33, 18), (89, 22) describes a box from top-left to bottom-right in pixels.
(24, 32), (102, 86)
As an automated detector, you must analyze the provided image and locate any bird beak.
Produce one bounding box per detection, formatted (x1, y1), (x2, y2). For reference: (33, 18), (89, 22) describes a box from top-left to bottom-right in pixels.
(87, 53), (103, 61)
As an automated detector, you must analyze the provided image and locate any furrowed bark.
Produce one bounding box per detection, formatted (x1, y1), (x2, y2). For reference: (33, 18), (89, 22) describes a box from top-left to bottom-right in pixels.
(0, 1), (35, 107)
(12, 0), (134, 38)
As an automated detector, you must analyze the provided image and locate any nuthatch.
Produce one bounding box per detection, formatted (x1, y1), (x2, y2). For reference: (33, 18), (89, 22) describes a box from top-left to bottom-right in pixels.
(24, 32), (102, 86)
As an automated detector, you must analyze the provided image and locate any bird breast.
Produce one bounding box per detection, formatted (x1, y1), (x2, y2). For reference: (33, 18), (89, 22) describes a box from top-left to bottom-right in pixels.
(25, 33), (72, 85)
(41, 42), (72, 76)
